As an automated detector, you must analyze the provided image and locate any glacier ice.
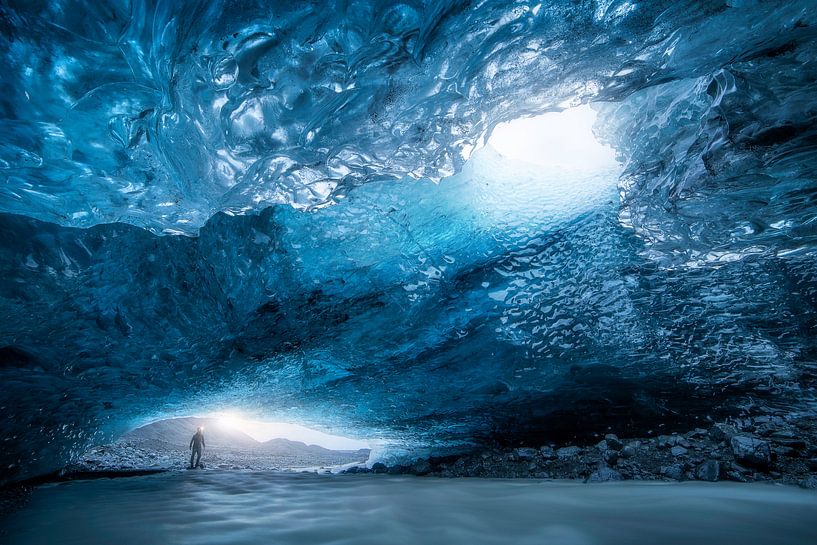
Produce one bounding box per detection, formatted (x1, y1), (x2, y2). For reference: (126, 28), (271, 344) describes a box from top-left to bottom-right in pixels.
(1, 0), (817, 483)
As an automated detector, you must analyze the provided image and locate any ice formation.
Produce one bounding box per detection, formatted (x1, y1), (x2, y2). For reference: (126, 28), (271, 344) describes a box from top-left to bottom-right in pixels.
(1, 0), (816, 483)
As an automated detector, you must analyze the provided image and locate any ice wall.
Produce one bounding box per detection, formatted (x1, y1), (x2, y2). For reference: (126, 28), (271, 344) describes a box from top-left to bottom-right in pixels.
(1, 1), (817, 483)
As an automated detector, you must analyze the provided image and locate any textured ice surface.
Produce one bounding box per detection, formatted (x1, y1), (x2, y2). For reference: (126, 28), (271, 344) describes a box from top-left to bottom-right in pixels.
(2, 1), (817, 483)
(4, 474), (817, 545)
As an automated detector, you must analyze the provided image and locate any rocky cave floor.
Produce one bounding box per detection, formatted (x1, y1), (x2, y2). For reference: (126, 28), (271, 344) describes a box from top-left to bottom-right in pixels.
(347, 414), (817, 490)
(3, 412), (817, 514)
(70, 442), (369, 473)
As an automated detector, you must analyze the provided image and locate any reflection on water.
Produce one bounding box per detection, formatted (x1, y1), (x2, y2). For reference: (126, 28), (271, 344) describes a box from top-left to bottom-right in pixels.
(2, 472), (816, 545)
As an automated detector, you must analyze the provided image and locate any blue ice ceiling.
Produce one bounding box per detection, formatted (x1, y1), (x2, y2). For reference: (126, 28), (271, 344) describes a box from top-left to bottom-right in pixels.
(2, 0), (817, 483)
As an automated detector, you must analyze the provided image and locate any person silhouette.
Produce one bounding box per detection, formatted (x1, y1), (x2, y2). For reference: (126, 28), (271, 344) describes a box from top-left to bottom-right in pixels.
(189, 426), (205, 469)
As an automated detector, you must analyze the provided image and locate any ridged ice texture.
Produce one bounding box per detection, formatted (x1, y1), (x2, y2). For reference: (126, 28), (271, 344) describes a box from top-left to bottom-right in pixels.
(2, 1), (817, 483)
(0, 0), (812, 234)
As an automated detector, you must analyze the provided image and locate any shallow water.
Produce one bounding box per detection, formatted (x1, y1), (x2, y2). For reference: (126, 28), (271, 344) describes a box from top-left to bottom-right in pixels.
(2, 472), (816, 545)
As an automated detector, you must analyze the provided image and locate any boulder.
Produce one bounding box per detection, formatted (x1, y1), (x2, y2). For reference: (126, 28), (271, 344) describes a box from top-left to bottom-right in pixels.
(660, 464), (685, 481)
(371, 462), (388, 474)
(799, 475), (817, 490)
(620, 442), (640, 459)
(658, 435), (688, 449)
(695, 460), (720, 482)
(670, 446), (688, 457)
(604, 434), (624, 451)
(587, 466), (622, 483)
(709, 423), (738, 442)
(730, 436), (771, 468)
(601, 449), (619, 466)
(686, 428), (708, 439)
(539, 446), (557, 460)
(410, 459), (432, 476)
(556, 446), (582, 459)
(514, 447), (539, 460)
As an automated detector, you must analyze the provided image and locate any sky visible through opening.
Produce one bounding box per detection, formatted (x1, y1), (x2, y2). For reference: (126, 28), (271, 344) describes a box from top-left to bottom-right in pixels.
(209, 413), (372, 450)
(487, 105), (618, 170)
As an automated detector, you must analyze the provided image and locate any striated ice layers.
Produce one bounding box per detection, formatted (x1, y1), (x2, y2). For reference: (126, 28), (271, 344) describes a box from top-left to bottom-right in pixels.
(1, 0), (817, 483)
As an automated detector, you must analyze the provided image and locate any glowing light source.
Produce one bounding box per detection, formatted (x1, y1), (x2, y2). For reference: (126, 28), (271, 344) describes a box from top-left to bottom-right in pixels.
(212, 412), (370, 450)
(487, 105), (618, 170)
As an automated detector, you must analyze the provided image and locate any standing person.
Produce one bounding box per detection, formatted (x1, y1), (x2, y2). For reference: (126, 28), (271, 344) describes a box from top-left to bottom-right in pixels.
(189, 426), (205, 469)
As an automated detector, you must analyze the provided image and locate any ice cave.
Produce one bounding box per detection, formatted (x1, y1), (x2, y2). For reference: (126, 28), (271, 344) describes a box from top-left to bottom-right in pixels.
(1, 1), (817, 543)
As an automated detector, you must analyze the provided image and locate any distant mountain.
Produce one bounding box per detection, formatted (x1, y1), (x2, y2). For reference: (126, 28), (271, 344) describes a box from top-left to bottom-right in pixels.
(122, 417), (370, 457)
(260, 437), (369, 456)
(122, 417), (260, 449)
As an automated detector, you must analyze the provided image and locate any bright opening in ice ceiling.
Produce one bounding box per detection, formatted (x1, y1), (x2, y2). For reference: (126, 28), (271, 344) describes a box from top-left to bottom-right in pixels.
(487, 105), (618, 171)
(1, 0), (816, 486)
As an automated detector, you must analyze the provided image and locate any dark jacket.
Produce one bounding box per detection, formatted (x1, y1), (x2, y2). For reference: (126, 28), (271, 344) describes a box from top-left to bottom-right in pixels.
(190, 432), (205, 449)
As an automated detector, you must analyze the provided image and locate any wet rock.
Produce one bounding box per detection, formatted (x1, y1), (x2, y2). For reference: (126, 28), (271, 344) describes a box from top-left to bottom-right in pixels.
(556, 446), (582, 459)
(709, 423), (737, 442)
(695, 460), (720, 482)
(371, 462), (388, 474)
(670, 446), (688, 457)
(587, 466), (622, 483)
(730, 436), (771, 468)
(726, 470), (747, 483)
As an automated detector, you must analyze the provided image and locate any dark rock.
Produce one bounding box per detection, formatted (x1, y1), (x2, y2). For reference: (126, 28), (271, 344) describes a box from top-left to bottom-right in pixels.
(371, 462), (388, 474)
(514, 447), (539, 460)
(710, 423), (737, 442)
(604, 434), (623, 451)
(410, 459), (432, 475)
(601, 449), (619, 466)
(773, 446), (798, 458)
(661, 464), (685, 481)
(587, 466), (622, 483)
(726, 470), (747, 483)
(539, 446), (556, 460)
(556, 446), (582, 459)
(799, 476), (817, 490)
(657, 435), (675, 449)
(771, 437), (807, 451)
(657, 435), (689, 449)
(620, 442), (639, 459)
(687, 428), (708, 439)
(670, 446), (688, 457)
(730, 436), (771, 468)
(695, 460), (720, 482)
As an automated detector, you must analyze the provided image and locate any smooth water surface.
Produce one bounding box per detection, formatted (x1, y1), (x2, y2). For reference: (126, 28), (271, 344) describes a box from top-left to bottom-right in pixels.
(3, 472), (816, 545)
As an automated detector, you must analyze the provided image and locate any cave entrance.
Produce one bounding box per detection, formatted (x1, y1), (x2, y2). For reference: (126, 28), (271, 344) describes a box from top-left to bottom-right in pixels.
(208, 412), (371, 450)
(487, 104), (618, 170)
(80, 414), (372, 473)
